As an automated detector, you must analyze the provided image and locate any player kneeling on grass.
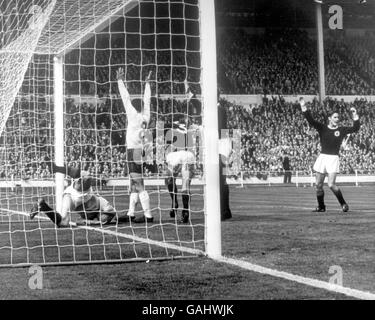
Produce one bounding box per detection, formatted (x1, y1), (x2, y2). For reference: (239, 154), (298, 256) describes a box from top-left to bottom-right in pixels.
(30, 164), (116, 227)
(299, 98), (360, 213)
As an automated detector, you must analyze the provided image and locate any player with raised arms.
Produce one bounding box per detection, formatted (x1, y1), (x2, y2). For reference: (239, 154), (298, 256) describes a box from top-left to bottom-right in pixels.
(299, 98), (360, 212)
(30, 162), (116, 227)
(117, 68), (153, 223)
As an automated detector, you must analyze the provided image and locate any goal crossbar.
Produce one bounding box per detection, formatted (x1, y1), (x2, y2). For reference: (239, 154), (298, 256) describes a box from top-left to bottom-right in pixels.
(54, 0), (140, 57)
(35, 0), (140, 55)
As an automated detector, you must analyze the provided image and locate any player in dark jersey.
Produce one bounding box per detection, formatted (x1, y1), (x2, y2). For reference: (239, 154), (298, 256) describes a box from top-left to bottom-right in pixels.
(162, 81), (201, 223)
(299, 98), (360, 212)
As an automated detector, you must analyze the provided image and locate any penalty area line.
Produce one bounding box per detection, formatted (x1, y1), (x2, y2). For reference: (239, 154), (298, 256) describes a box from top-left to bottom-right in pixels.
(216, 256), (375, 300)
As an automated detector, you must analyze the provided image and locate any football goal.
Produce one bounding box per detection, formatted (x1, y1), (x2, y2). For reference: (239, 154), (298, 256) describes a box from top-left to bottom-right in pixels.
(0, 0), (221, 267)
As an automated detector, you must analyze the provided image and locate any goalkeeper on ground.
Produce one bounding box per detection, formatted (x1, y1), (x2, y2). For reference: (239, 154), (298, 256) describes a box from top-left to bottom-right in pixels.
(30, 162), (116, 227)
(117, 68), (153, 223)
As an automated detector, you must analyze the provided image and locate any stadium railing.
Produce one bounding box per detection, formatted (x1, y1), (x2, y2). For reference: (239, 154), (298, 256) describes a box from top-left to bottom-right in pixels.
(1, 170), (374, 191)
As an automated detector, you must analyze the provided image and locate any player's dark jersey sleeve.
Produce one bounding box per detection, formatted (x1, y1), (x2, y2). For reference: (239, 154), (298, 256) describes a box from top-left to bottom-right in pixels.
(218, 102), (228, 137)
(341, 119), (360, 135)
(52, 164), (81, 179)
(43, 156), (81, 179)
(187, 93), (202, 125)
(303, 110), (324, 131)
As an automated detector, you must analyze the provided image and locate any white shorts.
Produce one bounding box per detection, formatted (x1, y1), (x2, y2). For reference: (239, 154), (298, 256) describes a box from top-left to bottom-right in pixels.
(166, 150), (195, 180)
(218, 137), (233, 158)
(313, 154), (340, 174)
(166, 150), (195, 167)
(79, 195), (113, 212)
(74, 195), (115, 220)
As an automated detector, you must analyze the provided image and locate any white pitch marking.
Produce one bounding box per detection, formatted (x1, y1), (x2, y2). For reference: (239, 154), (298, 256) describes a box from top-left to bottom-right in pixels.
(216, 256), (375, 300)
(2, 209), (204, 256)
(5, 210), (375, 299)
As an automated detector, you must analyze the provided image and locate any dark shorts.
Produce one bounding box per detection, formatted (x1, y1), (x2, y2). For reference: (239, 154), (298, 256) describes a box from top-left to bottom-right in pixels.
(76, 209), (99, 220)
(75, 203), (99, 220)
(127, 148), (143, 174)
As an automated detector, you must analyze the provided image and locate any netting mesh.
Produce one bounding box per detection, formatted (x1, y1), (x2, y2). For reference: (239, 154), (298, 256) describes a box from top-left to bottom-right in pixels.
(0, 0), (55, 136)
(36, 0), (139, 55)
(0, 0), (205, 267)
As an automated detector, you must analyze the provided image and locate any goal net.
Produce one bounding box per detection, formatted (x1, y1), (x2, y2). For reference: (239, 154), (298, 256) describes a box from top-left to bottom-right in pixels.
(0, 0), (221, 267)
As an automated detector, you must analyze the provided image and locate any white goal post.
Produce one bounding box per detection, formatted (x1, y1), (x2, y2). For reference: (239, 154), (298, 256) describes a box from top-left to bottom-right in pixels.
(0, 0), (222, 267)
(199, 0), (221, 258)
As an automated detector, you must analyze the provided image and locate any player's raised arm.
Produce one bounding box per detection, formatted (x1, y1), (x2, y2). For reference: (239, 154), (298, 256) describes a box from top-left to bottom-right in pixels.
(184, 79), (202, 125)
(43, 156), (81, 178)
(117, 67), (137, 118)
(350, 107), (359, 121)
(142, 71), (152, 124)
(184, 79), (194, 101)
(299, 97), (324, 130)
(299, 97), (307, 113)
(343, 107), (360, 134)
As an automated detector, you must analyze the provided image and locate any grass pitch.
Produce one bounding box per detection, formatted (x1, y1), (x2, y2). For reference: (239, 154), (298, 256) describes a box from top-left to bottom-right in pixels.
(0, 184), (374, 299)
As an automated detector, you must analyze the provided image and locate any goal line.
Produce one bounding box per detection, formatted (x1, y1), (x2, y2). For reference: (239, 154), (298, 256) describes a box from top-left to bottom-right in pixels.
(0, 207), (204, 268)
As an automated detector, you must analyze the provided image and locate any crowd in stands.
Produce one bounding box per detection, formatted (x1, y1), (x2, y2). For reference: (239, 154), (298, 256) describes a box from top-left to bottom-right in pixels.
(64, 34), (201, 97)
(2, 28), (375, 181)
(0, 94), (203, 180)
(223, 97), (375, 179)
(327, 31), (375, 91)
(218, 29), (375, 95)
(1, 95), (375, 181)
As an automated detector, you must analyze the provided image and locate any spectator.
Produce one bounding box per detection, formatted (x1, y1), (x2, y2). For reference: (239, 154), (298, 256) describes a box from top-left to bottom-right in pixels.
(282, 153), (292, 184)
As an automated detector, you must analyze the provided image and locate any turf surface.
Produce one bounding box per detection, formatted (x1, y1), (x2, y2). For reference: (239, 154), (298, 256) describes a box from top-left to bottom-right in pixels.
(0, 184), (374, 299)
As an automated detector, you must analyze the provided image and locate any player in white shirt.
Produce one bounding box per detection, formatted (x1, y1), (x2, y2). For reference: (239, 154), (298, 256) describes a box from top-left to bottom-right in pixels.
(30, 163), (116, 227)
(117, 68), (153, 223)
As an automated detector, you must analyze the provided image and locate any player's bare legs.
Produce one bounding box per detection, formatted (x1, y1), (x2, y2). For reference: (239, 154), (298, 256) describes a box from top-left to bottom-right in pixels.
(314, 172), (326, 212)
(327, 172), (348, 212)
(126, 180), (139, 220)
(130, 172), (153, 223)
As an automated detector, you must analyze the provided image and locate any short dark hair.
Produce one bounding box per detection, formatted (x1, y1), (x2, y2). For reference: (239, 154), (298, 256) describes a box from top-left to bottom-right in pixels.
(73, 176), (92, 192)
(327, 108), (339, 117)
